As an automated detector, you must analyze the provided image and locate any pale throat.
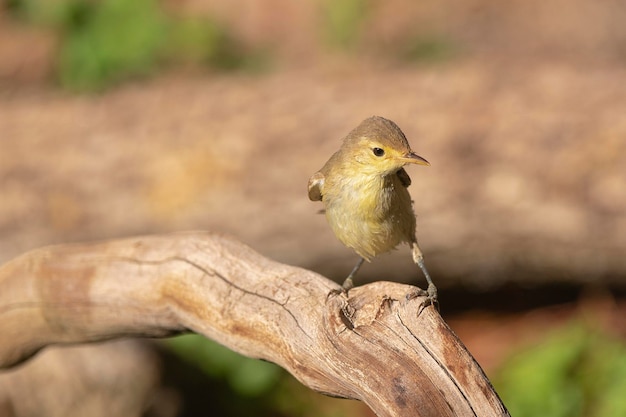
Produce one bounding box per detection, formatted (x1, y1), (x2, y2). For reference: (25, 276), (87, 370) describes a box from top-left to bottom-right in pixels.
(336, 168), (400, 216)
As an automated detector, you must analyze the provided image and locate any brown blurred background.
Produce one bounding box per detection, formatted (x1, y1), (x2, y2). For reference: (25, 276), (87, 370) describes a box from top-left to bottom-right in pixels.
(1, 0), (626, 416)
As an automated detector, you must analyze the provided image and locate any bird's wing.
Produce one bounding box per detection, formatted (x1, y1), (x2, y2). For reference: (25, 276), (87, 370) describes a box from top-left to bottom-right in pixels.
(307, 171), (325, 201)
(396, 167), (412, 187)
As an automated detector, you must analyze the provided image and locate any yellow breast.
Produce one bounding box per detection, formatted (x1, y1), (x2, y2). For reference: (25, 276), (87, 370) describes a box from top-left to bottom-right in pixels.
(322, 172), (416, 260)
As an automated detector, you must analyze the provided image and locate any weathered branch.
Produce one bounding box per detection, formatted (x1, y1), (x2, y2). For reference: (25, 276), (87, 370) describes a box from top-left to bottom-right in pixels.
(0, 231), (508, 417)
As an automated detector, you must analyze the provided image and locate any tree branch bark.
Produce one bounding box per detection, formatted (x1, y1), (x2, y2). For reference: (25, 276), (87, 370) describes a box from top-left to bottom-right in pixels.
(0, 231), (509, 417)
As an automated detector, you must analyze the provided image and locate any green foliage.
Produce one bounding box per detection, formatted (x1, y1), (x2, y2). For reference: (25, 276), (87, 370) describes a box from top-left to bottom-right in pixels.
(166, 334), (282, 397)
(321, 0), (370, 50)
(494, 323), (626, 417)
(57, 0), (167, 91)
(401, 35), (458, 64)
(4, 0), (59, 24)
(6, 0), (268, 92)
(165, 17), (269, 72)
(166, 18), (233, 67)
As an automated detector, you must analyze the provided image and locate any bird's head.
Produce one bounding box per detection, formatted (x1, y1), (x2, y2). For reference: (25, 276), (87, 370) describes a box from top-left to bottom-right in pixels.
(342, 116), (430, 175)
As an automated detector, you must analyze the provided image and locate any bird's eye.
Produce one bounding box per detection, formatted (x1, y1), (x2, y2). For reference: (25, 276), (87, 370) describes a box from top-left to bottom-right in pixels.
(372, 147), (385, 157)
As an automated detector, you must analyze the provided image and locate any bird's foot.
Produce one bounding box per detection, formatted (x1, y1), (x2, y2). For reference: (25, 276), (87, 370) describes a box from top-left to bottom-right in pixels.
(327, 276), (354, 298)
(406, 283), (439, 315)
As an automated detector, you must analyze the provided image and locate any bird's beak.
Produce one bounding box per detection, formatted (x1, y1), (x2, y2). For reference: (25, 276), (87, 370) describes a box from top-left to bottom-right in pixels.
(400, 152), (430, 166)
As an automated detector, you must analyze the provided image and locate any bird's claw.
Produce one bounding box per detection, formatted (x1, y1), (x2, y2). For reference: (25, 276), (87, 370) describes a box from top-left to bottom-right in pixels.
(406, 283), (439, 315)
(327, 287), (348, 299)
(327, 277), (354, 299)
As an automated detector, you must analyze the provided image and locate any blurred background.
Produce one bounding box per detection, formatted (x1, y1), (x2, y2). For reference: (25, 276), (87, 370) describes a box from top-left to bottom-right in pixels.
(1, 0), (626, 416)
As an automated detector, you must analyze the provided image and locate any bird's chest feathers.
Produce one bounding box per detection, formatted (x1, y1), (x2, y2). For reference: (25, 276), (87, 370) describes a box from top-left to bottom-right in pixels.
(357, 176), (393, 215)
(323, 171), (414, 259)
(328, 173), (400, 220)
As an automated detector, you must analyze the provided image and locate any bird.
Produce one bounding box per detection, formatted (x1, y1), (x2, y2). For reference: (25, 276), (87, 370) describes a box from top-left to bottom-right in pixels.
(308, 116), (436, 303)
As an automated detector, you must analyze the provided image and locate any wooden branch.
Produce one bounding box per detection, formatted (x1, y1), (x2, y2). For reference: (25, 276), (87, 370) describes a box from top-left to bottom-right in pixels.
(0, 232), (509, 417)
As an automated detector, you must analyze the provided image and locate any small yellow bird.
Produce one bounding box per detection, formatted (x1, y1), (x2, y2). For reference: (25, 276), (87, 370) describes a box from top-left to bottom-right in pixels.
(308, 116), (436, 303)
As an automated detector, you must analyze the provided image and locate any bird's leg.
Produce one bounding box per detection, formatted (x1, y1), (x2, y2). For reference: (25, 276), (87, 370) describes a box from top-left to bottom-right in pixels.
(328, 257), (365, 297)
(341, 257), (365, 291)
(409, 241), (438, 311)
